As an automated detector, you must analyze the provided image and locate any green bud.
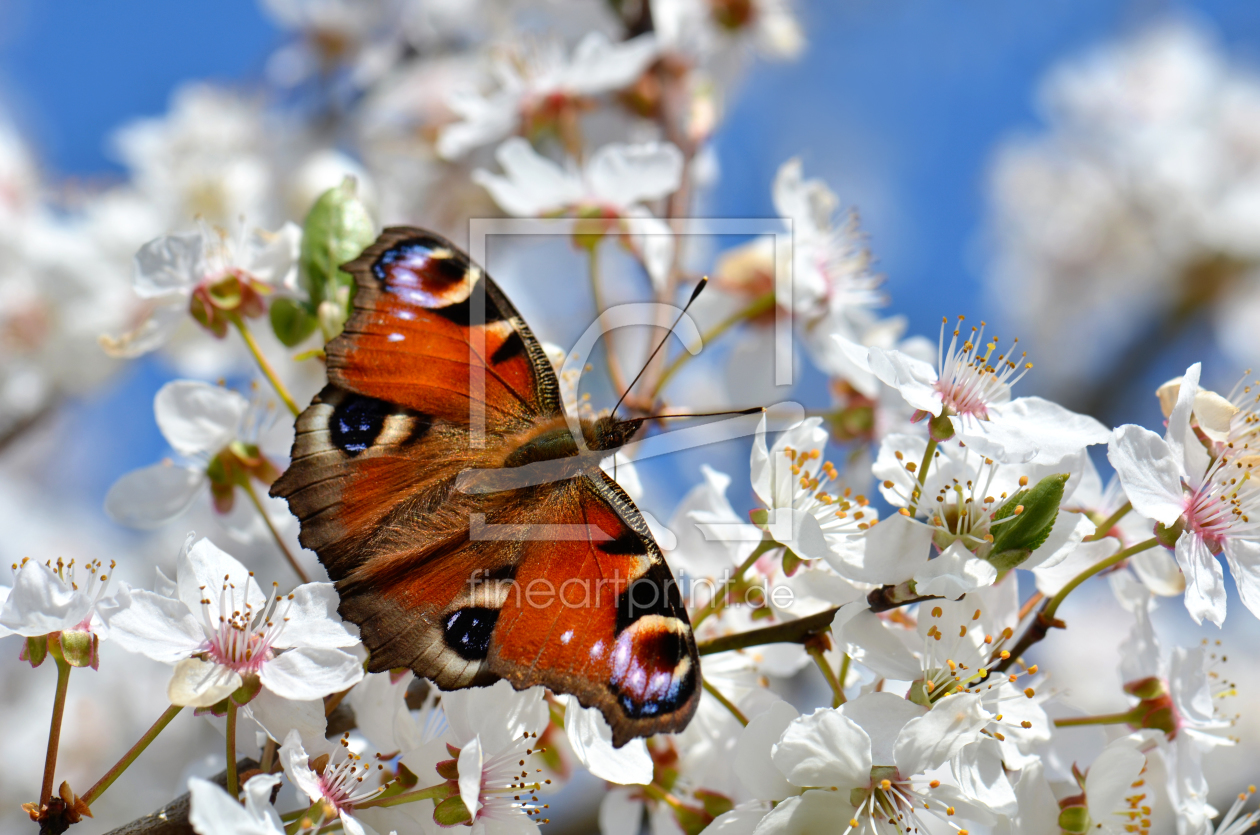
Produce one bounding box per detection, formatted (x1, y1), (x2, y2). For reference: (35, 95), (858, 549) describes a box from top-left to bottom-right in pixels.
(986, 473), (1068, 568)
(1058, 804), (1091, 834)
(928, 413), (955, 442)
(433, 795), (473, 827)
(269, 297), (319, 347)
(1155, 518), (1186, 549)
(300, 176), (376, 341)
(59, 629), (98, 669)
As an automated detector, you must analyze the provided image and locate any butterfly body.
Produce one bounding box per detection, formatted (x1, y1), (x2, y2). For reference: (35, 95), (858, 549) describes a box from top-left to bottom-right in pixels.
(271, 228), (699, 745)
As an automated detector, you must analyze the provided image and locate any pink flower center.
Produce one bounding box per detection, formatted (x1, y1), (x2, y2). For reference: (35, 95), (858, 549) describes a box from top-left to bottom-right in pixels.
(198, 578), (288, 674)
(1181, 453), (1260, 555)
(934, 316), (1030, 419)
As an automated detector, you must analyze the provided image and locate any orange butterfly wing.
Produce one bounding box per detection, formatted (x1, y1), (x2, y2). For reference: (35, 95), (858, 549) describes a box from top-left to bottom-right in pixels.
(271, 227), (700, 745)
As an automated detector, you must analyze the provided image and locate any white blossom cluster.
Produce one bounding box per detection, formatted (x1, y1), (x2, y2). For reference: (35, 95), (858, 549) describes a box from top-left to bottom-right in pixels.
(3, 4), (1260, 835)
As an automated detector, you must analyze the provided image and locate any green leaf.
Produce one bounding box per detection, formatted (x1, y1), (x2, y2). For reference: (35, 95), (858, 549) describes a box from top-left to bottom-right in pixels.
(269, 297), (319, 347)
(300, 176), (375, 341)
(986, 473), (1068, 568)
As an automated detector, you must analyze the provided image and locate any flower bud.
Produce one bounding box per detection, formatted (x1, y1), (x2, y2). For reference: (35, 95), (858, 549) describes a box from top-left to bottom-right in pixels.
(300, 176), (375, 342)
(1057, 803), (1091, 834)
(928, 412), (955, 442)
(986, 473), (1068, 570)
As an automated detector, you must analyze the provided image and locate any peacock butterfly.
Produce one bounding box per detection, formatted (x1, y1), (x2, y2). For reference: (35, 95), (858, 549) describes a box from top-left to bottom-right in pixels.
(271, 227), (700, 746)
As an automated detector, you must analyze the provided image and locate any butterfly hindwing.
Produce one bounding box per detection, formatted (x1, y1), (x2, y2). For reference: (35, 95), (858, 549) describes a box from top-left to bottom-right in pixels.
(272, 227), (701, 746)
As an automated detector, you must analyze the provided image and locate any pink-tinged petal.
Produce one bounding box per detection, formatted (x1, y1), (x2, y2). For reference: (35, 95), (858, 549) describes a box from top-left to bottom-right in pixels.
(735, 700), (800, 801)
(1084, 740), (1147, 821)
(1224, 538), (1260, 620)
(133, 232), (203, 299)
(1175, 532), (1227, 626)
(839, 692), (924, 768)
(271, 582), (360, 649)
(0, 561), (91, 636)
(458, 735), (485, 817)
(103, 586), (205, 662)
(155, 380), (248, 457)
(563, 697), (653, 785)
(168, 657), (242, 707)
(587, 142), (683, 207)
(752, 790), (851, 835)
(912, 541), (997, 598)
(279, 729), (325, 804)
(772, 708), (872, 790)
(864, 345), (942, 415)
(1107, 425), (1186, 526)
(831, 604), (921, 681)
(893, 692), (988, 775)
(259, 647), (363, 701)
(960, 397), (1110, 465)
(244, 690), (326, 746)
(104, 463), (205, 529)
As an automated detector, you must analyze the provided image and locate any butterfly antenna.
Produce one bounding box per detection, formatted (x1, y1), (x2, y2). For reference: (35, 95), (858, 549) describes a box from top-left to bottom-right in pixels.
(611, 276), (709, 417)
(652, 407), (765, 419)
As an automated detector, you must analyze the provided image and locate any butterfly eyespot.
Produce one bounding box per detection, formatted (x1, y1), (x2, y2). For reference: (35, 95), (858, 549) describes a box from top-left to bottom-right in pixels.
(330, 395), (393, 455)
(443, 606), (499, 661)
(609, 615), (696, 719)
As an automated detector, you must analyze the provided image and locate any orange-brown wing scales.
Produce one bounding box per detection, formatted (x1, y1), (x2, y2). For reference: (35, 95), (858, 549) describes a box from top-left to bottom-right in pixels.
(486, 475), (700, 747)
(330, 227), (560, 424)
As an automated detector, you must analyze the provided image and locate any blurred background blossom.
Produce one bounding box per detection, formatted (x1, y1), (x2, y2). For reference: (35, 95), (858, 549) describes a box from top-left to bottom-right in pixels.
(3, 1), (1260, 834)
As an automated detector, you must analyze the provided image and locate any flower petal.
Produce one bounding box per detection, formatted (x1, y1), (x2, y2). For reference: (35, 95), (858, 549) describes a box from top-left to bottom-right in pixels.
(458, 735), (485, 817)
(563, 696), (653, 785)
(599, 788), (645, 835)
(189, 775), (283, 835)
(912, 541), (997, 598)
(960, 397), (1111, 465)
(155, 380), (249, 457)
(103, 586), (205, 662)
(0, 561), (91, 636)
(104, 463), (206, 529)
(772, 707), (872, 790)
(735, 700), (799, 801)
(839, 692), (924, 767)
(864, 345), (941, 415)
(1224, 537), (1260, 621)
(473, 137), (582, 216)
(271, 582), (360, 649)
(259, 647), (364, 701)
(831, 603), (921, 681)
(830, 513), (930, 586)
(1175, 532), (1227, 626)
(244, 689), (327, 746)
(178, 538), (267, 624)
(893, 691), (989, 775)
(1107, 425), (1186, 526)
(168, 657), (242, 707)
(752, 790), (850, 835)
(587, 142), (683, 207)
(1084, 739), (1147, 821)
(279, 729), (326, 804)
(134, 232), (203, 299)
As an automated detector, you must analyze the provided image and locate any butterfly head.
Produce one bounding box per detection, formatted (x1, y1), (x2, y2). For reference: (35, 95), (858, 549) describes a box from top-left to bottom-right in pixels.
(585, 415), (645, 452)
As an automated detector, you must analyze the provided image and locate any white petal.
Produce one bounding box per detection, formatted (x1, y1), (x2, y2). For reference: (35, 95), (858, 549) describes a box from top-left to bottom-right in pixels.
(893, 692), (988, 775)
(1033, 536), (1119, 597)
(155, 380), (249, 457)
(458, 735), (485, 817)
(769, 508), (833, 563)
(272, 583), (360, 649)
(1084, 740), (1147, 820)
(771, 708), (872, 790)
(1009, 762), (1061, 835)
(279, 729), (325, 803)
(473, 137), (582, 216)
(735, 700), (799, 801)
(1194, 389), (1238, 443)
(1166, 363), (1210, 483)
(563, 697), (653, 785)
(772, 158), (837, 240)
(168, 657), (242, 707)
(752, 790), (850, 835)
(565, 32), (659, 96)
(1175, 532), (1227, 626)
(864, 345), (941, 415)
(104, 463), (206, 529)
(259, 647), (364, 701)
(1130, 548), (1186, 597)
(912, 541), (997, 598)
(599, 788), (645, 835)
(242, 773), (285, 831)
(439, 679), (548, 753)
(587, 142), (683, 207)
(707, 806), (769, 835)
(831, 604), (922, 681)
(1107, 425), (1186, 526)
(134, 232), (203, 299)
(1224, 538), (1260, 620)
(839, 692), (924, 767)
(1169, 646), (1217, 728)
(830, 513), (930, 585)
(624, 210), (673, 293)
(346, 671), (415, 754)
(189, 775), (283, 835)
(0, 561), (91, 636)
(243, 689), (327, 745)
(960, 397), (1110, 464)
(103, 586), (205, 662)
(953, 738), (1017, 816)
(243, 222), (301, 289)
(178, 538), (267, 624)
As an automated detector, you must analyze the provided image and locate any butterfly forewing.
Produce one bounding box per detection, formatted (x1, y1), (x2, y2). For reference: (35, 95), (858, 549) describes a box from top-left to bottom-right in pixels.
(271, 227), (701, 745)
